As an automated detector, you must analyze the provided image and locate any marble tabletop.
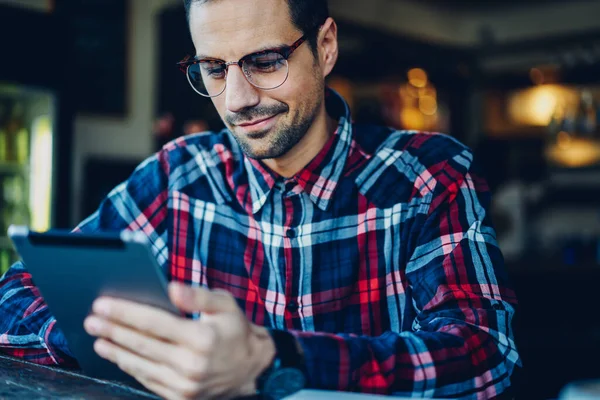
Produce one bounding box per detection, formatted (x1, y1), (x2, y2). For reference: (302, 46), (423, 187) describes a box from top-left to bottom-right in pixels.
(0, 354), (158, 399)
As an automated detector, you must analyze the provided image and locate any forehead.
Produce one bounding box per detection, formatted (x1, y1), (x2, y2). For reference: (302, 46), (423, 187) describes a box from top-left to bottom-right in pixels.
(188, 0), (300, 59)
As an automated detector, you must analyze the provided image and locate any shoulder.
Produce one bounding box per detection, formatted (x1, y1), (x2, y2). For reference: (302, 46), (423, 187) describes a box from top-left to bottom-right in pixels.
(79, 129), (239, 231)
(159, 129), (241, 172)
(355, 128), (474, 207)
(384, 130), (472, 173)
(116, 129), (239, 203)
(159, 129), (239, 202)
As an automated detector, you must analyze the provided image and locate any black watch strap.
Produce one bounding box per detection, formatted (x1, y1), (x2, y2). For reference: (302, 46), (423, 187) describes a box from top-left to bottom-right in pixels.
(257, 329), (307, 397)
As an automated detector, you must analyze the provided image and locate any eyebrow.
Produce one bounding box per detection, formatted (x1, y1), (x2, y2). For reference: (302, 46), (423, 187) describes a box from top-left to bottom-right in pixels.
(195, 42), (289, 61)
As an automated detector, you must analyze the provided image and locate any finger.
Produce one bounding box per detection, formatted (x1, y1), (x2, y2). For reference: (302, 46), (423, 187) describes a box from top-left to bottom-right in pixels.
(85, 315), (218, 371)
(86, 312), (217, 357)
(136, 377), (185, 400)
(169, 283), (238, 314)
(85, 316), (181, 365)
(91, 297), (189, 343)
(94, 339), (198, 395)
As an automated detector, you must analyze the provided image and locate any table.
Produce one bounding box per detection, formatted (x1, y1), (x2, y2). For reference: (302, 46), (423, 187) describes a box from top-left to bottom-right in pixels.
(0, 354), (158, 399)
(0, 354), (395, 399)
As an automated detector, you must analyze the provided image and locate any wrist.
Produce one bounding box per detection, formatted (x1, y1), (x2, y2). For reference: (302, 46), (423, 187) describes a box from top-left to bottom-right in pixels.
(241, 325), (276, 395)
(255, 325), (277, 376)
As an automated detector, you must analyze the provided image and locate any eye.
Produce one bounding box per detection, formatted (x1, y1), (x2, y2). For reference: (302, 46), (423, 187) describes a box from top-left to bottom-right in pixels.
(246, 52), (286, 73)
(200, 61), (226, 79)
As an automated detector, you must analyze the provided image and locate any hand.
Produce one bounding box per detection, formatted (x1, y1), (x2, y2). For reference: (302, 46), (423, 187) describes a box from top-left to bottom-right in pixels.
(83, 283), (275, 400)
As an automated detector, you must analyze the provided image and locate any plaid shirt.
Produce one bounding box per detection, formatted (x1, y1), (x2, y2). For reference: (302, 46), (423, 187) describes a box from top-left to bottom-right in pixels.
(0, 89), (520, 398)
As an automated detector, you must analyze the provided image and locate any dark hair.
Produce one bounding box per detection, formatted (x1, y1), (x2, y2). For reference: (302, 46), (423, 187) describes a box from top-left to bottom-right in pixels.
(183, 0), (329, 55)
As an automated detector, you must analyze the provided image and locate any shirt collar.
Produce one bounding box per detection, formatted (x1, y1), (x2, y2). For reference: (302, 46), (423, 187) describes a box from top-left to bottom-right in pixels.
(245, 88), (354, 214)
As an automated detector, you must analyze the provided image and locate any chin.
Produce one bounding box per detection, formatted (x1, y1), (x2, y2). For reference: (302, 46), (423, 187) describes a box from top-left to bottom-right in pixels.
(235, 138), (271, 160)
(233, 129), (287, 160)
(243, 146), (287, 160)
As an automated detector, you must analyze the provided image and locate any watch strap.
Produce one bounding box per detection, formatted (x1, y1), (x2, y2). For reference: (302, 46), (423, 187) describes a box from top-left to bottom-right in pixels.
(256, 329), (306, 393)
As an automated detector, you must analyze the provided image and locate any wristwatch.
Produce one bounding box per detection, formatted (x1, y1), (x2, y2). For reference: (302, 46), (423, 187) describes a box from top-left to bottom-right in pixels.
(257, 329), (307, 400)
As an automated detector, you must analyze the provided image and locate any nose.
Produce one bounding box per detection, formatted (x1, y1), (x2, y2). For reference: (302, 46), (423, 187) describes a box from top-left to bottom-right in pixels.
(224, 66), (260, 114)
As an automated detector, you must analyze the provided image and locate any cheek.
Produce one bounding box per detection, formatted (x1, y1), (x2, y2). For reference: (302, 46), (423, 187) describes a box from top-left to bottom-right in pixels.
(270, 54), (321, 105)
(274, 72), (320, 113)
(211, 97), (227, 118)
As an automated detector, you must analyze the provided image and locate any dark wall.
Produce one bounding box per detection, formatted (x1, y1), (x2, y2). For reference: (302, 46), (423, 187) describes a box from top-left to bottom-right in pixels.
(157, 6), (224, 138)
(0, 5), (74, 229)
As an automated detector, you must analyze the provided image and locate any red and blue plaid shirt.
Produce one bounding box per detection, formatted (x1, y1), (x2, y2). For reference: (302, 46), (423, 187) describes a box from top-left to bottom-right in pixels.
(0, 89), (520, 398)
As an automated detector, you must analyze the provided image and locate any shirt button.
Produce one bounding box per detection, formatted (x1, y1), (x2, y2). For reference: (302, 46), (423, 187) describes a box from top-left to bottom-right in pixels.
(286, 229), (296, 238)
(287, 300), (299, 312)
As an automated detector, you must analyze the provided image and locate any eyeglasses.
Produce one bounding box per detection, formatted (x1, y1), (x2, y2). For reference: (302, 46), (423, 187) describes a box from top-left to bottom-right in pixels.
(177, 35), (307, 98)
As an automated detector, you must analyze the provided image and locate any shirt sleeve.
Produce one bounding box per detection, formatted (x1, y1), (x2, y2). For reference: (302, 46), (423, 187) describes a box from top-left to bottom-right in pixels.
(289, 163), (521, 398)
(0, 150), (171, 366)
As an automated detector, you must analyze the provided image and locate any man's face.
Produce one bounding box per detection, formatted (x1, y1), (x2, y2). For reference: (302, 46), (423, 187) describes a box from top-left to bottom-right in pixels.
(188, 0), (325, 160)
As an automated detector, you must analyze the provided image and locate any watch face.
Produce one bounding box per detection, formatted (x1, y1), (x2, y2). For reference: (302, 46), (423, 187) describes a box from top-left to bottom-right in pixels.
(264, 368), (306, 400)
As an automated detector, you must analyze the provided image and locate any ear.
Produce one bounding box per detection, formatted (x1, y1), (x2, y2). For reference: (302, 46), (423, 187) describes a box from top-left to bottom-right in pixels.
(317, 17), (339, 79)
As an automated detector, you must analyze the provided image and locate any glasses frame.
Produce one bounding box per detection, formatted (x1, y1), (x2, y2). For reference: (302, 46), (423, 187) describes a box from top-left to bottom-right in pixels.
(177, 35), (308, 98)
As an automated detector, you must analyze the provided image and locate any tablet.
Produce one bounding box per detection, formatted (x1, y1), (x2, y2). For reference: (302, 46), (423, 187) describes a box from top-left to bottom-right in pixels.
(7, 225), (180, 385)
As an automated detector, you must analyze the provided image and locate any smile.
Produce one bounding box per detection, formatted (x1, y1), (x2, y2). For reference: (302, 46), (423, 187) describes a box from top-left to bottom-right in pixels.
(236, 114), (281, 133)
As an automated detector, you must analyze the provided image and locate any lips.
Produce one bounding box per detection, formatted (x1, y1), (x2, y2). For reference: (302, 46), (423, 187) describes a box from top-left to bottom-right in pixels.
(237, 115), (277, 127)
(235, 113), (281, 134)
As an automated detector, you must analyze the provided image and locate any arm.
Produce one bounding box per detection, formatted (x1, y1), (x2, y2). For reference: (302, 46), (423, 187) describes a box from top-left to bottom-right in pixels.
(289, 165), (521, 397)
(0, 261), (76, 365)
(0, 150), (171, 366)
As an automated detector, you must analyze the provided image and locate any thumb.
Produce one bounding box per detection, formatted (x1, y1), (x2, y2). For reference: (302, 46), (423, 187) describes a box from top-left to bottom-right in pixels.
(168, 282), (238, 314)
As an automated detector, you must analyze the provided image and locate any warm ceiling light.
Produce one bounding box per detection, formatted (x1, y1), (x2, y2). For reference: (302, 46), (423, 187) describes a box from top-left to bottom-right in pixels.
(419, 95), (438, 116)
(508, 85), (578, 126)
(400, 107), (425, 130)
(408, 68), (428, 88)
(546, 138), (600, 168)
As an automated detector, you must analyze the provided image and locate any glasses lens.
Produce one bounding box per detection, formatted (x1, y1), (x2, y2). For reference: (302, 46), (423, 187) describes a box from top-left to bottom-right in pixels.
(187, 61), (226, 97)
(243, 52), (289, 90)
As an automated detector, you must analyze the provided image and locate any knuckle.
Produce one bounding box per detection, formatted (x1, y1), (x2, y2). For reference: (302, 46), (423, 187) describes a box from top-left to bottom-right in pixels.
(203, 325), (218, 349)
(107, 304), (125, 321)
(135, 317), (154, 333)
(179, 380), (202, 399)
(191, 322), (206, 339)
(213, 288), (235, 302)
(99, 321), (114, 338)
(181, 353), (207, 380)
(190, 324), (215, 352)
(134, 338), (149, 356)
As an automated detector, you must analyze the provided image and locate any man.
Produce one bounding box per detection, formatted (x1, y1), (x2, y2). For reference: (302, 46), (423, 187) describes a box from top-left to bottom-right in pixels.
(0, 0), (521, 398)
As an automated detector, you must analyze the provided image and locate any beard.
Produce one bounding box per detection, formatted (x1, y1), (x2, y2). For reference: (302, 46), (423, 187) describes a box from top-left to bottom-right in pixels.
(224, 82), (324, 160)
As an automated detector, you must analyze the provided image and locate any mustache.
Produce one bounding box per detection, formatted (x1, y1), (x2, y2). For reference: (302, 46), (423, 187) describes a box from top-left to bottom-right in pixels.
(225, 104), (288, 126)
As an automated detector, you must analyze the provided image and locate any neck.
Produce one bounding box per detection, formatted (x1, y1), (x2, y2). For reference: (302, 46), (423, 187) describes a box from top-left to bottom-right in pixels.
(262, 103), (338, 178)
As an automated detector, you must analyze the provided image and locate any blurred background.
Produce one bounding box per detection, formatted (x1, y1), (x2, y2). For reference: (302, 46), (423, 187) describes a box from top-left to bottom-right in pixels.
(2, 0), (600, 397)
